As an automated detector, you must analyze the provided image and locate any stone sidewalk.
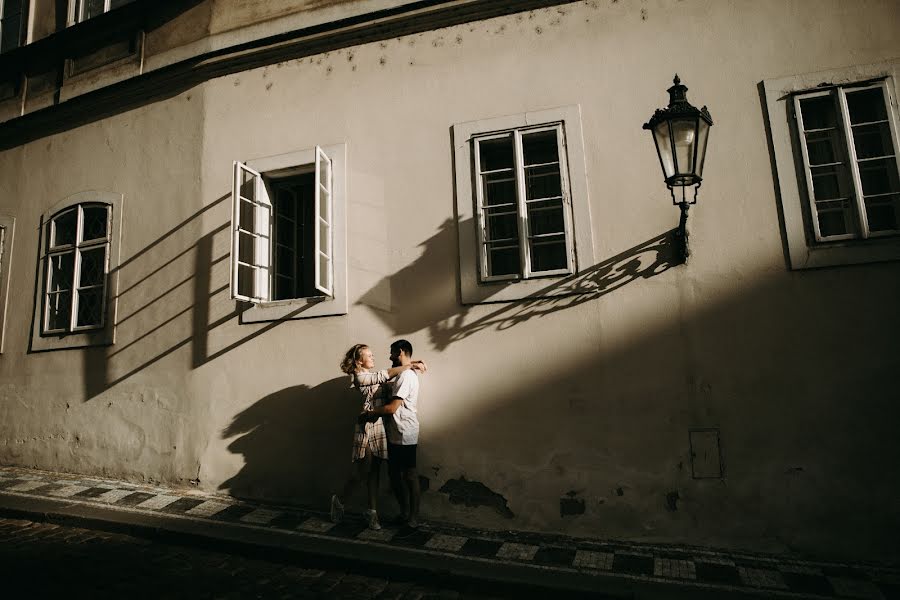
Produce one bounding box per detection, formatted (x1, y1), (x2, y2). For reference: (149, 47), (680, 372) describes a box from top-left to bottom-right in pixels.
(0, 465), (897, 599)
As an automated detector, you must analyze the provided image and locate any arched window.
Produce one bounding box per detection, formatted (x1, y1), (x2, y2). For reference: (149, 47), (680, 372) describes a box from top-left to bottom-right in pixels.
(42, 203), (111, 333)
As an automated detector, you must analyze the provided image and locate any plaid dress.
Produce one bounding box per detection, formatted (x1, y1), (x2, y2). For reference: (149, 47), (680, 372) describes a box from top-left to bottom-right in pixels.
(350, 369), (390, 461)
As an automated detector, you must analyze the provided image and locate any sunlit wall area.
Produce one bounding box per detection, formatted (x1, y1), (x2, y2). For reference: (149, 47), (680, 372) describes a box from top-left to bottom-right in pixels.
(0, 0), (898, 562)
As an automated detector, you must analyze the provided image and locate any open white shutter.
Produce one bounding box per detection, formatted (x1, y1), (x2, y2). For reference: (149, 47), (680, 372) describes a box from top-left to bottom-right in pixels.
(314, 146), (334, 296)
(231, 161), (272, 303)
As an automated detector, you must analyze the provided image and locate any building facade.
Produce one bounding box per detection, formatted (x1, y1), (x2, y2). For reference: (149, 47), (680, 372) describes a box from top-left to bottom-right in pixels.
(0, 0), (898, 562)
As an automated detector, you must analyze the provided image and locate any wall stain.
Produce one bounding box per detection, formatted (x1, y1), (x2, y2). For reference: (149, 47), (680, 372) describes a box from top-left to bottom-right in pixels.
(616, 486), (624, 496)
(560, 490), (586, 517)
(439, 476), (514, 518)
(666, 490), (680, 511)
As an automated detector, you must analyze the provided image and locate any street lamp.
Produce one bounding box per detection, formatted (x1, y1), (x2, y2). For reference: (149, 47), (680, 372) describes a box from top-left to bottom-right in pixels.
(643, 74), (713, 262)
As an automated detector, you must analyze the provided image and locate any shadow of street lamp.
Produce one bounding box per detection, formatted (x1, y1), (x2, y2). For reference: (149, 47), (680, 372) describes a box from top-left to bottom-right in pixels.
(643, 75), (714, 264)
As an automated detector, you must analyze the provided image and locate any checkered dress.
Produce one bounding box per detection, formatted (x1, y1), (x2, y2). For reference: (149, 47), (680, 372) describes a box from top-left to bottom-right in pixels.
(350, 369), (390, 461)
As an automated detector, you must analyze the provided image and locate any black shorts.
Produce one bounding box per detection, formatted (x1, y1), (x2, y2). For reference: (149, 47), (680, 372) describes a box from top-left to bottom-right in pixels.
(387, 443), (417, 470)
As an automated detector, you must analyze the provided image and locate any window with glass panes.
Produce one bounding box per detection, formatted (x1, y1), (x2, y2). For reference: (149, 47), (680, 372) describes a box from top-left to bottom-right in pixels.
(70, 0), (134, 24)
(473, 124), (574, 281)
(231, 146), (334, 304)
(794, 80), (900, 242)
(0, 0), (25, 54)
(42, 203), (111, 334)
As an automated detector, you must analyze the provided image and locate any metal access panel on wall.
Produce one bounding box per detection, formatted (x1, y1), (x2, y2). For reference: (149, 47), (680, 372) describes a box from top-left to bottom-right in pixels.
(689, 428), (723, 479)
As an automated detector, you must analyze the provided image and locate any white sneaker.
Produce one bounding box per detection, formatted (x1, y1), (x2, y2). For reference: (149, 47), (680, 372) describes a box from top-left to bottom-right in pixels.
(330, 495), (344, 523)
(364, 509), (381, 530)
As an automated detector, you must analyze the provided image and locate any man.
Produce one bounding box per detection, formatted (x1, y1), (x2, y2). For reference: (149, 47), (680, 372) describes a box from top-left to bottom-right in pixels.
(361, 339), (420, 528)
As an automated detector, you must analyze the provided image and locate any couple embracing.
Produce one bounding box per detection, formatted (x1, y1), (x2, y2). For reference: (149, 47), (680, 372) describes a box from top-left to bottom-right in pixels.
(332, 339), (425, 531)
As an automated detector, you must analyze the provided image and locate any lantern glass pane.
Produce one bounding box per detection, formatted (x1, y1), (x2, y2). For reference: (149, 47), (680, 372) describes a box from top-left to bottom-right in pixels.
(695, 120), (710, 178)
(653, 121), (675, 179)
(671, 118), (698, 178)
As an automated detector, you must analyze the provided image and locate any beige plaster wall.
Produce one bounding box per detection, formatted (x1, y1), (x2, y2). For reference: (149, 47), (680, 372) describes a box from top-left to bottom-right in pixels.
(0, 89), (209, 483)
(1, 0), (899, 561)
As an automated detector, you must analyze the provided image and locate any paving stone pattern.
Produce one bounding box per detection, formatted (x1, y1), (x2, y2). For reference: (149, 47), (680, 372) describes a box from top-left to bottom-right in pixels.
(1, 466), (898, 599)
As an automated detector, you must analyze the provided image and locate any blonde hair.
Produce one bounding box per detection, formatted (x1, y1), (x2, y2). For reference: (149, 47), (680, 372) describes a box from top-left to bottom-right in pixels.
(340, 344), (368, 375)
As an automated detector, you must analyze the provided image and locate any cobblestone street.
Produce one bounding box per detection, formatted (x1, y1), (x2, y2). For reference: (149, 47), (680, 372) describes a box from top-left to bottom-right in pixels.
(0, 517), (509, 599)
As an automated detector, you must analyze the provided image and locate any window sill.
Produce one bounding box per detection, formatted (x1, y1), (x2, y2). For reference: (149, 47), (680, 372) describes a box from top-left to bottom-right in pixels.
(791, 235), (900, 270)
(239, 295), (346, 324)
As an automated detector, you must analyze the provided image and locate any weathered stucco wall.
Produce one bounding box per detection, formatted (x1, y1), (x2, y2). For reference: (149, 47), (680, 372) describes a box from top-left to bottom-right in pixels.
(1, 0), (899, 561)
(0, 88), (209, 483)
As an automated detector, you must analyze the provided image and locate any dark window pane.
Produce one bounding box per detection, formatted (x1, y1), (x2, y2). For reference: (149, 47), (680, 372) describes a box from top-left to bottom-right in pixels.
(478, 136), (514, 172)
(486, 245), (519, 277)
(79, 247), (106, 287)
(525, 164), (562, 200)
(76, 288), (103, 328)
(522, 130), (559, 166)
(275, 215), (294, 247)
(82, 205), (109, 241)
(528, 200), (565, 236)
(846, 88), (888, 124)
(858, 158), (900, 196)
(238, 170), (255, 201)
(84, 0), (105, 19)
(810, 164), (852, 201)
(531, 238), (567, 272)
(237, 231), (254, 265)
(236, 264), (254, 298)
(48, 252), (75, 292)
(51, 209), (77, 247)
(46, 291), (72, 331)
(799, 95), (838, 130)
(110, 0), (134, 9)
(275, 245), (294, 277)
(274, 274), (294, 301)
(852, 122), (895, 160)
(239, 199), (255, 232)
(484, 210), (518, 242)
(2, 0), (22, 15)
(275, 189), (296, 218)
(0, 15), (21, 53)
(815, 200), (854, 237)
(804, 129), (842, 165)
(865, 194), (899, 232)
(482, 173), (517, 206)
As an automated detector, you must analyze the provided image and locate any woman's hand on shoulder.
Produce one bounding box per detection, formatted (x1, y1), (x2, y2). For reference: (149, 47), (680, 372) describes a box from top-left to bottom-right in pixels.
(412, 360), (427, 373)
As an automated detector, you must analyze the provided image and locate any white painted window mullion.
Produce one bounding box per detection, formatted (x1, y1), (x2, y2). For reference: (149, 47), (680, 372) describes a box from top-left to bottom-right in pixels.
(837, 87), (870, 239)
(473, 140), (491, 281)
(556, 124), (576, 273)
(512, 130), (530, 278)
(70, 205), (84, 331)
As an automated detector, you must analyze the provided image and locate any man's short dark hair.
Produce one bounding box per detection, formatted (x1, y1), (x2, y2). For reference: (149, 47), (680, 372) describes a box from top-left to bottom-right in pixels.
(391, 339), (413, 358)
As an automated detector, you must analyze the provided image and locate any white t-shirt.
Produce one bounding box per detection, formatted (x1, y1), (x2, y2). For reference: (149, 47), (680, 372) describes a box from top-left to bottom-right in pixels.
(386, 369), (419, 445)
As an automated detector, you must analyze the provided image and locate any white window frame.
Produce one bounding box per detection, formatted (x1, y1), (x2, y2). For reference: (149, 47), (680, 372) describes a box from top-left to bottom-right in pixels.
(0, 214), (15, 354)
(231, 143), (348, 323)
(453, 105), (594, 304)
(31, 191), (123, 352)
(473, 124), (575, 283)
(764, 59), (900, 269)
(67, 0), (133, 25)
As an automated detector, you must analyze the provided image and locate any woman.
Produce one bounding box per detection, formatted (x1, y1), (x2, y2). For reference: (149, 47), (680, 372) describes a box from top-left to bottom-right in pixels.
(332, 343), (425, 529)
